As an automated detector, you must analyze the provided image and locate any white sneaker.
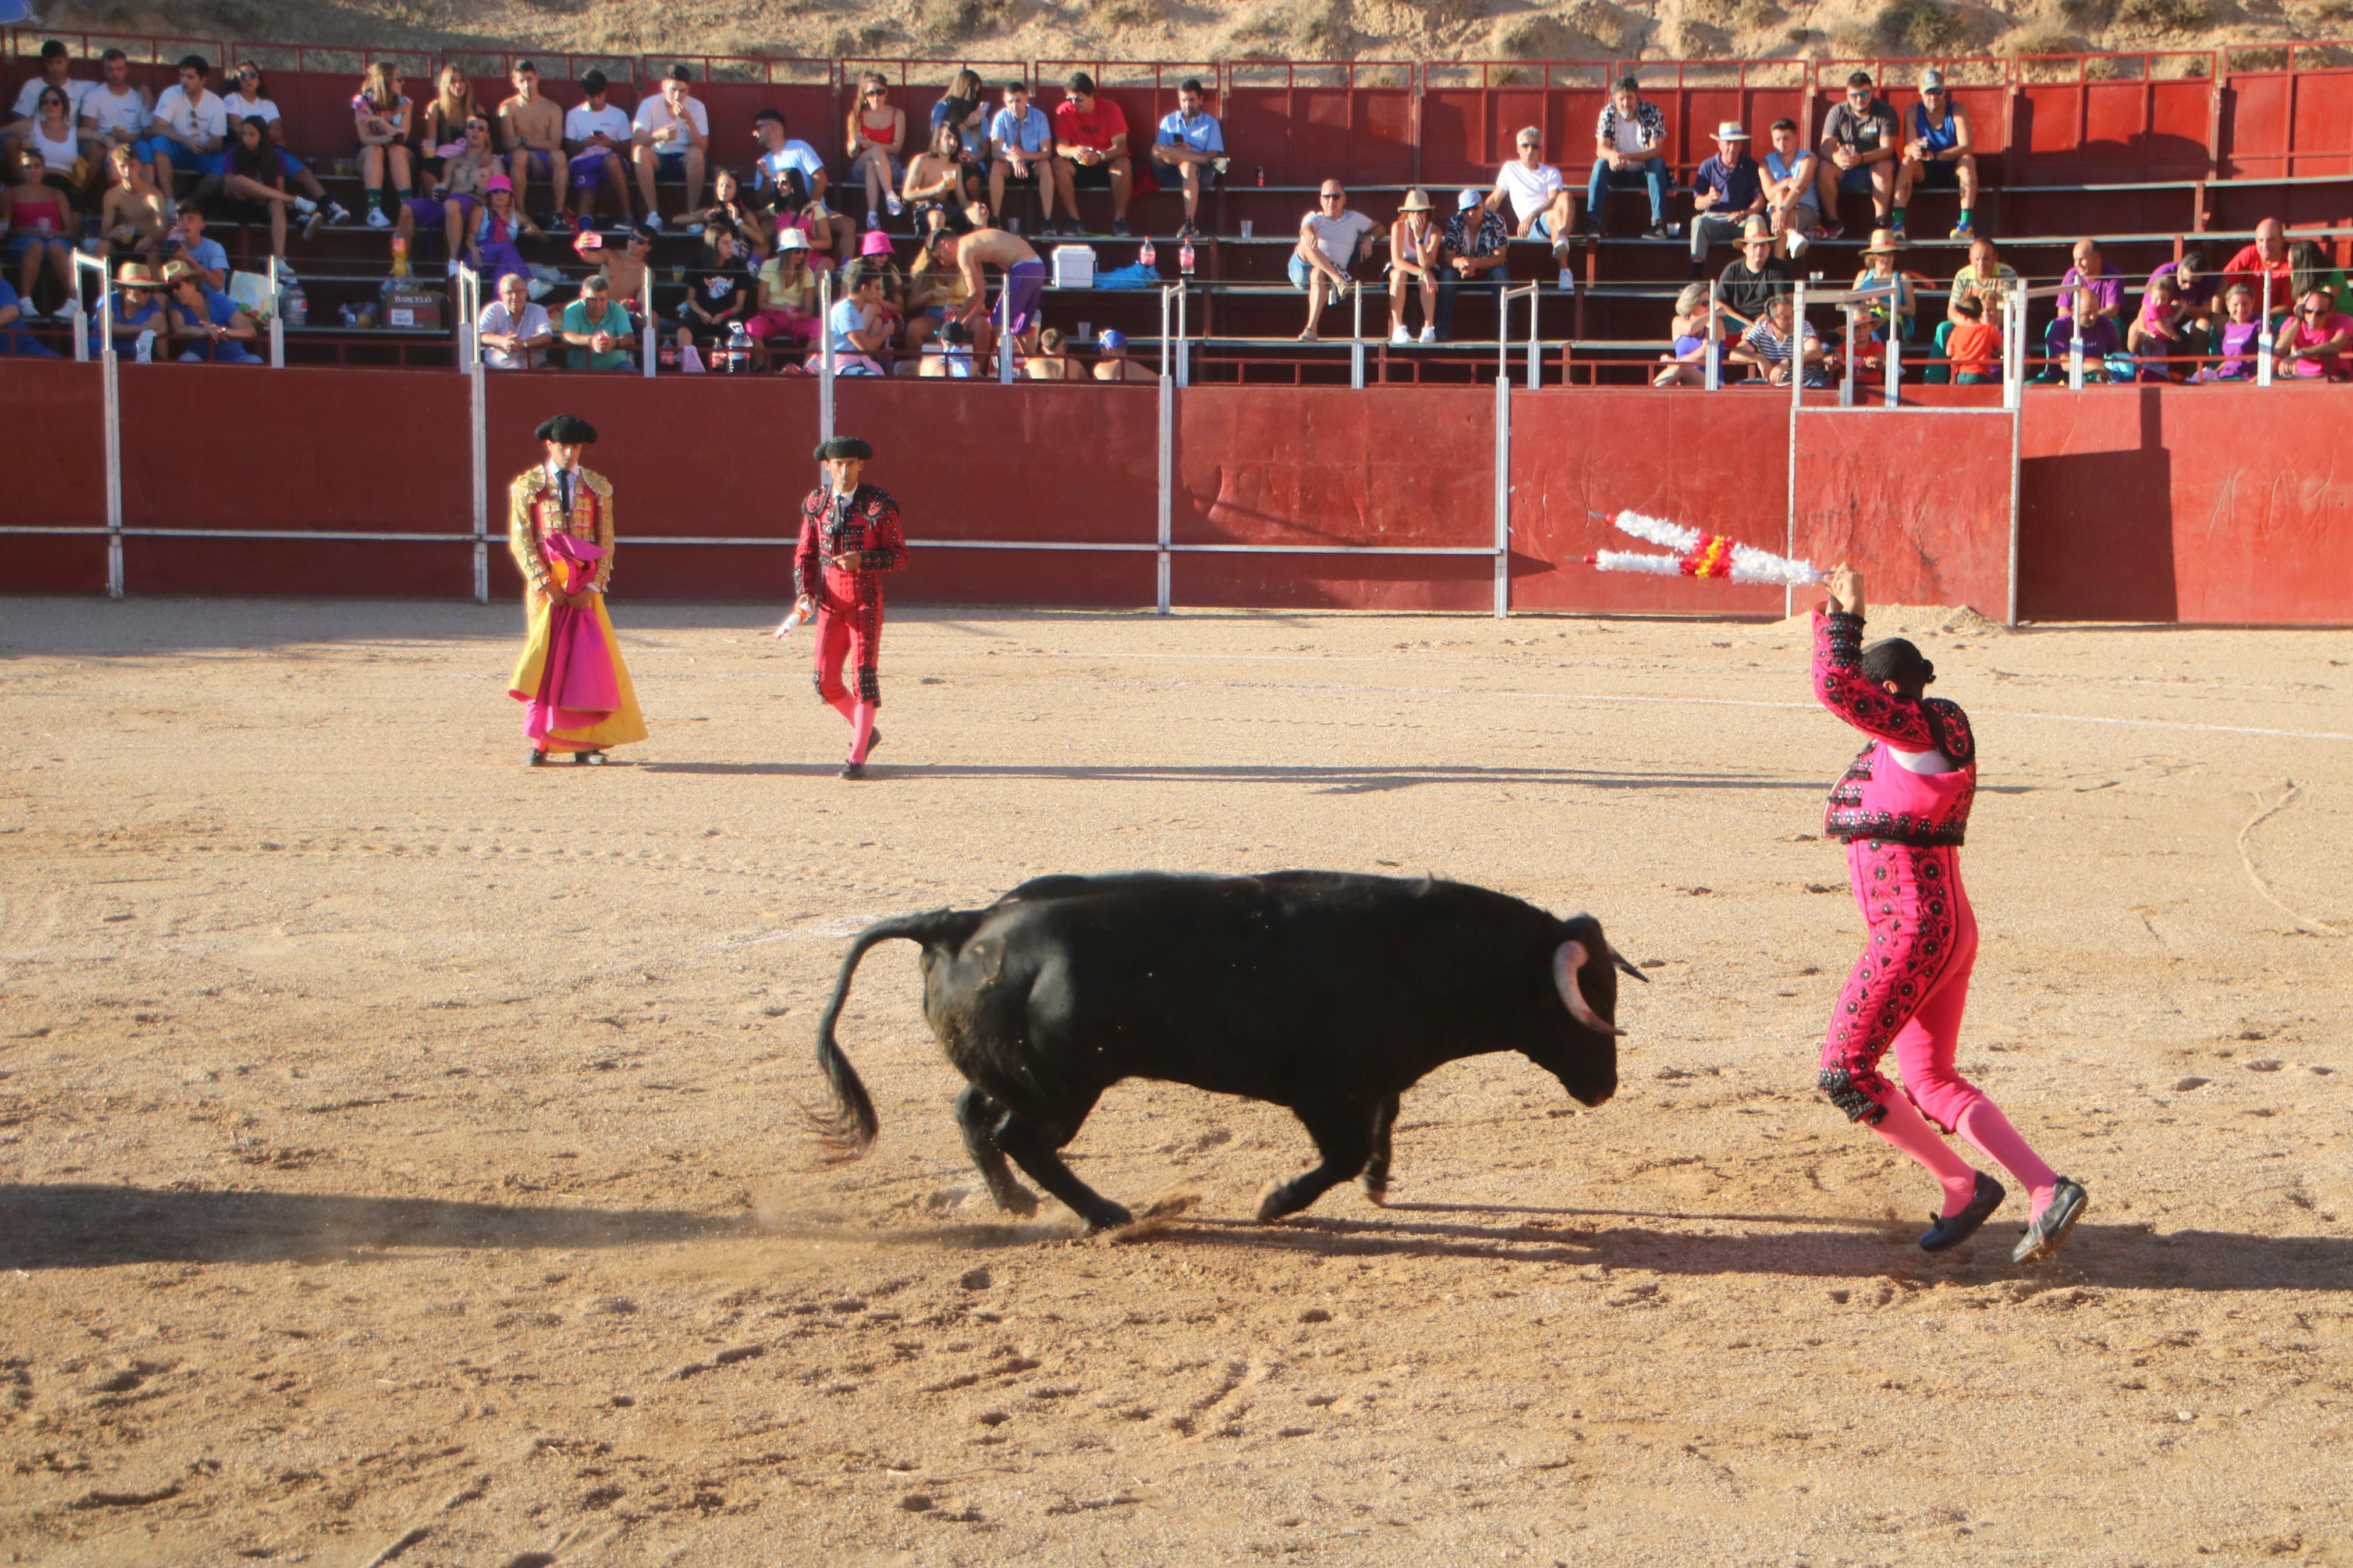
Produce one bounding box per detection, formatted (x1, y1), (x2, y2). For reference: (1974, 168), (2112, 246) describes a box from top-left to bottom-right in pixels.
(1787, 230), (1809, 259)
(446, 259), (460, 278)
(293, 196), (318, 216)
(645, 213), (663, 230)
(1389, 325), (1410, 344)
(365, 207), (390, 229)
(526, 278), (552, 301)
(1418, 325), (1435, 343)
(886, 194), (904, 216)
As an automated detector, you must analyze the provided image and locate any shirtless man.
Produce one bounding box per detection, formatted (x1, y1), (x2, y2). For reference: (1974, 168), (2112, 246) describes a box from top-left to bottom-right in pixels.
(98, 145), (170, 266)
(497, 60), (570, 233)
(928, 224), (1044, 362)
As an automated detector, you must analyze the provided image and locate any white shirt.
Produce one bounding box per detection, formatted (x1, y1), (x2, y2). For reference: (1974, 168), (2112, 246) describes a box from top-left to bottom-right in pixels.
(1613, 116), (1649, 155)
(632, 94), (708, 148)
(85, 83), (152, 137)
(565, 102), (633, 149)
(14, 76), (95, 119)
(755, 140), (824, 195)
(1495, 159), (1564, 223)
(544, 457), (583, 510)
(152, 84), (229, 147)
(1303, 208), (1376, 272)
(224, 93), (281, 125)
(478, 298), (551, 369)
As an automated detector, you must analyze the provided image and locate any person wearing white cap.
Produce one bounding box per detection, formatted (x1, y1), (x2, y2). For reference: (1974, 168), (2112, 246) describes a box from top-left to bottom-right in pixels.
(1688, 120), (1765, 271)
(1489, 126), (1573, 260)
(1434, 185), (1510, 341)
(1893, 66), (1978, 241)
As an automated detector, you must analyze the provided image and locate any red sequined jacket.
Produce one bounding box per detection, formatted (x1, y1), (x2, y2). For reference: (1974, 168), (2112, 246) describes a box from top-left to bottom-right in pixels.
(794, 482), (907, 606)
(1814, 609), (1976, 848)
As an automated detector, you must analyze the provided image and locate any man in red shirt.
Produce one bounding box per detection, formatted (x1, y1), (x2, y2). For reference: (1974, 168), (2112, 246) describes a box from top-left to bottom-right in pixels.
(1049, 70), (1132, 236)
(2222, 217), (2292, 316)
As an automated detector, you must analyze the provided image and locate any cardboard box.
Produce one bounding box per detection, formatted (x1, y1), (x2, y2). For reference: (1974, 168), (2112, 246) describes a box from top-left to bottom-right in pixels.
(379, 279), (445, 330)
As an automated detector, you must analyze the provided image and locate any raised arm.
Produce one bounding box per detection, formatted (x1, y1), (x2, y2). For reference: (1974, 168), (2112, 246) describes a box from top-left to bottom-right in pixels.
(1812, 567), (1943, 749)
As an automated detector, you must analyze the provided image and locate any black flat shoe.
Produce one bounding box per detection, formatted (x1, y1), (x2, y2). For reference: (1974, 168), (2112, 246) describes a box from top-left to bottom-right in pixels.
(526, 749), (547, 767)
(576, 749), (606, 766)
(1919, 1171), (2006, 1252)
(2013, 1177), (2088, 1263)
(864, 728), (881, 756)
(839, 760), (865, 780)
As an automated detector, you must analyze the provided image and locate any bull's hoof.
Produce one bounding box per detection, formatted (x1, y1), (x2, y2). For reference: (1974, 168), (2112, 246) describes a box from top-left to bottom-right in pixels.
(993, 1186), (1041, 1218)
(1081, 1202), (1134, 1233)
(1358, 1175), (1389, 1207)
(1254, 1180), (1300, 1224)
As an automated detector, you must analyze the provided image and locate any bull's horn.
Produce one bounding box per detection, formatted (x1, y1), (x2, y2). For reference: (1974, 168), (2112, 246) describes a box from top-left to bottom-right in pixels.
(1610, 944), (1649, 982)
(1552, 940), (1625, 1037)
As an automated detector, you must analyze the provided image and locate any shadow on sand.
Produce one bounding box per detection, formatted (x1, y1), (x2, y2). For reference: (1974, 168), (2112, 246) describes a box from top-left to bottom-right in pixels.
(637, 761), (1825, 794)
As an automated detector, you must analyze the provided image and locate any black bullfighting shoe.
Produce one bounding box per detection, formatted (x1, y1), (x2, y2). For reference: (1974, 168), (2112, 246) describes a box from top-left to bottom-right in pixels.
(2012, 1177), (2088, 1264)
(1918, 1170), (2006, 1252)
(839, 760), (867, 780)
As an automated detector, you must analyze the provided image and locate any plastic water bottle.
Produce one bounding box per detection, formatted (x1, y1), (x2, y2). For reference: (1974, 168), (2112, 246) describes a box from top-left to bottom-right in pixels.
(133, 329), (155, 364)
(284, 282), (308, 326)
(1179, 236), (1196, 276)
(390, 232), (410, 278)
(727, 322), (751, 373)
(1138, 236), (1155, 270)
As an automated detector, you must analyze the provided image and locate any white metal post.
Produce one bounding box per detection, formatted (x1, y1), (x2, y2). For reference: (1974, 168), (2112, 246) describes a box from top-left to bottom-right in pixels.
(2257, 270), (2275, 387)
(1350, 280), (1364, 389)
(1840, 304), (1857, 407)
(1884, 312), (1901, 408)
(818, 270), (835, 439)
(2068, 294), (2085, 391)
(640, 270), (655, 378)
(457, 266), (487, 603)
(1177, 285), (1190, 388)
(267, 255), (285, 368)
(1524, 283), (1539, 389)
(1156, 369), (1173, 614)
(72, 253), (122, 598)
(1159, 283), (1174, 378)
(1786, 279), (1805, 621)
(1491, 369), (1509, 618)
(998, 281), (1014, 384)
(2001, 290), (2022, 411)
(1703, 278), (1721, 390)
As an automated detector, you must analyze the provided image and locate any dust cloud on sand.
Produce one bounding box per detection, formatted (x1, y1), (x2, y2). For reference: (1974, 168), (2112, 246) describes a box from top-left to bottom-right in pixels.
(0, 598), (2347, 1563)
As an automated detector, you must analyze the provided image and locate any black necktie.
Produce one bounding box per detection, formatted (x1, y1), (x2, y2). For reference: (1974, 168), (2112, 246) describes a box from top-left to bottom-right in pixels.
(559, 470), (574, 514)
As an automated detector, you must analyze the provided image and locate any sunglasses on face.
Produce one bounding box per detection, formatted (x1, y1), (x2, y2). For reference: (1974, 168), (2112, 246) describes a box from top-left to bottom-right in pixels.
(863, 88), (886, 98)
(467, 120), (489, 131)
(1320, 192), (1344, 201)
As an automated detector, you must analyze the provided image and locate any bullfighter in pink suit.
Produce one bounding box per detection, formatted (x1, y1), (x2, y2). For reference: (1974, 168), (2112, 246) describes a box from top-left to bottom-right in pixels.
(1812, 563), (2087, 1263)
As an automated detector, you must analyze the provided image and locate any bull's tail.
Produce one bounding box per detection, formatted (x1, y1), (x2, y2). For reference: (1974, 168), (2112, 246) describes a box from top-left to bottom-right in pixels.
(808, 907), (988, 1162)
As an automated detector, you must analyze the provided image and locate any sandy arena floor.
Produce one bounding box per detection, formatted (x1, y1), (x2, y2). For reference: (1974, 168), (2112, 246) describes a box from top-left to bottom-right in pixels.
(0, 595), (2348, 1567)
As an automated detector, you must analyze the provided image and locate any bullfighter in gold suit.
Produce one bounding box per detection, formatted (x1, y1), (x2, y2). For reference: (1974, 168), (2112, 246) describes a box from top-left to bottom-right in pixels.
(506, 413), (648, 765)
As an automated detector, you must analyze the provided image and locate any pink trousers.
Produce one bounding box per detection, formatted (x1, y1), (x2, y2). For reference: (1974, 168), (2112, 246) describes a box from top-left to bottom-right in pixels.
(1818, 840), (1988, 1132)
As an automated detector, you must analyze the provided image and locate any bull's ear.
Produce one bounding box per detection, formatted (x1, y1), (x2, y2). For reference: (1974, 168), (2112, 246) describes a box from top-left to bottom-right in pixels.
(1552, 940), (1624, 1037)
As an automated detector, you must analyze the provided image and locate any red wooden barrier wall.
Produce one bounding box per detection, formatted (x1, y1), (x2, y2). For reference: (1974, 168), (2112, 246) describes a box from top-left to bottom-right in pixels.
(1793, 408), (2015, 618)
(0, 357), (109, 592)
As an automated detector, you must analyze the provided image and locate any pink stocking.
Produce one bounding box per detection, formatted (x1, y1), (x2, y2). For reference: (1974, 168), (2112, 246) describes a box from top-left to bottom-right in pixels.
(825, 694), (856, 724)
(1956, 1101), (2059, 1217)
(1870, 1089), (1983, 1218)
(850, 701), (878, 762)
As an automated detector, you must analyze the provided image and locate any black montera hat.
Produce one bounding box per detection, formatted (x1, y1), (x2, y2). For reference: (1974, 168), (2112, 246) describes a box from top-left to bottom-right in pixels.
(813, 436), (874, 461)
(535, 413), (598, 444)
(1862, 637), (1935, 691)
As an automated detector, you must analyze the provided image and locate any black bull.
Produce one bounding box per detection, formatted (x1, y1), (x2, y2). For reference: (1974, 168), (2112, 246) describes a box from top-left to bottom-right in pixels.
(810, 872), (1642, 1230)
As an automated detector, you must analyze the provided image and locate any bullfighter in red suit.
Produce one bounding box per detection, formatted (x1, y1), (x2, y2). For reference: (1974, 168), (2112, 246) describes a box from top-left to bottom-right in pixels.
(1812, 564), (2086, 1263)
(793, 436), (907, 779)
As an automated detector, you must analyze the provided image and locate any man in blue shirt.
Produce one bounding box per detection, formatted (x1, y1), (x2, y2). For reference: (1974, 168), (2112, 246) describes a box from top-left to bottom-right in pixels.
(986, 80), (1057, 233)
(1688, 120), (1765, 272)
(159, 208), (229, 291)
(1151, 77), (1223, 239)
(0, 276), (61, 357)
(162, 258), (261, 361)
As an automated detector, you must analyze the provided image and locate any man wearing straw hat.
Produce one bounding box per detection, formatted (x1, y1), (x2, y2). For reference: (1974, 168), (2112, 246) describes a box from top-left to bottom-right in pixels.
(1688, 121), (1766, 273)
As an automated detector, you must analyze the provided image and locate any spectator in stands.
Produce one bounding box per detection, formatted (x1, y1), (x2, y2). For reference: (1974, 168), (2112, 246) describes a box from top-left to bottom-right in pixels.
(1688, 121), (1764, 272)
(498, 61), (570, 233)
(468, 174), (539, 289)
(1760, 116), (1816, 258)
(221, 63), (344, 225)
(856, 229), (908, 342)
(83, 51), (152, 176)
(2275, 286), (2352, 380)
(396, 111), (497, 272)
(1945, 294), (2001, 385)
(1152, 77), (1223, 240)
(2143, 248), (2216, 344)
(2288, 239), (2348, 316)
(1589, 76), (1670, 240)
(97, 145), (169, 267)
(159, 206), (226, 293)
(2222, 219), (2291, 313)
(904, 122), (968, 236)
(675, 225), (752, 364)
(1929, 234), (2017, 381)
(1024, 325), (1076, 379)
(746, 227), (822, 353)
(477, 268), (552, 369)
(142, 55), (230, 214)
(931, 223), (1045, 360)
(903, 229), (971, 354)
(563, 71), (633, 229)
(1, 152), (76, 317)
(931, 69), (989, 205)
(1851, 228), (1915, 365)
(5, 41), (94, 169)
(1387, 187), (1439, 344)
(1653, 281), (1724, 387)
(1094, 328), (1154, 382)
(633, 66), (709, 228)
(350, 61), (414, 229)
(684, 168), (767, 258)
(920, 317), (978, 377)
(1053, 72), (1133, 236)
(1293, 179), (1375, 342)
(222, 115), (314, 264)
(2042, 286), (2121, 382)
(418, 65), (481, 193)
(1731, 292), (1826, 386)
(1436, 186), (1510, 341)
(600, 223), (656, 322)
(988, 81), (1057, 234)
(826, 262), (892, 374)
(753, 108), (828, 216)
(0, 270), (61, 355)
(2127, 273), (2192, 380)
(19, 85), (90, 199)
(1716, 215), (1790, 330)
(847, 72), (907, 230)
(773, 187), (840, 272)
(162, 255), (259, 361)
(2059, 238), (2123, 324)
(1815, 70), (1897, 236)
(2199, 283), (2263, 381)
(1491, 125), (1573, 262)
(560, 273), (634, 369)
(89, 260), (165, 355)
(1891, 67), (1976, 241)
